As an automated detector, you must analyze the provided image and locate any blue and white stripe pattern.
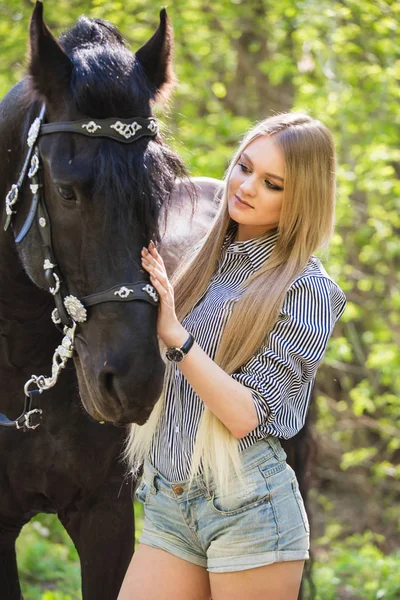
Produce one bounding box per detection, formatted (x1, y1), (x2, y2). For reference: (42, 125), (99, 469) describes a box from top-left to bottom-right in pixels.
(150, 223), (347, 481)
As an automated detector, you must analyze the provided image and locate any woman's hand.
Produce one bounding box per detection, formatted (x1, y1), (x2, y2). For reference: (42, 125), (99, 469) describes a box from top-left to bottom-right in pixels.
(141, 242), (188, 348)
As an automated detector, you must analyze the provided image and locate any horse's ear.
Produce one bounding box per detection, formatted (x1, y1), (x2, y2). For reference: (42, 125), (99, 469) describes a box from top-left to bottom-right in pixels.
(28, 1), (73, 105)
(135, 9), (175, 100)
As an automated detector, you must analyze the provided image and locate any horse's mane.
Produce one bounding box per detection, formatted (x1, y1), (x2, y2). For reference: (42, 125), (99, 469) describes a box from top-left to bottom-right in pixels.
(26, 16), (193, 259)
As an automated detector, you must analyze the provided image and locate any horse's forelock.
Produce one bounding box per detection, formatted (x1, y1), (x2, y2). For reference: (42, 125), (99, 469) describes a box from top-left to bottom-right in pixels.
(70, 47), (151, 118)
(92, 139), (188, 260)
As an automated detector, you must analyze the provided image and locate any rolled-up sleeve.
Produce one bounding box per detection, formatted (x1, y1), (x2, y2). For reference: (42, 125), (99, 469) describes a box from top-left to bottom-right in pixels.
(230, 276), (347, 437)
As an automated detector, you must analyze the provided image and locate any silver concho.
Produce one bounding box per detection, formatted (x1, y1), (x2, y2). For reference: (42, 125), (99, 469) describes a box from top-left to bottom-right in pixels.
(64, 296), (87, 323)
(28, 151), (40, 179)
(114, 286), (134, 299)
(39, 217), (47, 228)
(51, 308), (61, 325)
(110, 121), (142, 139)
(27, 117), (41, 148)
(82, 121), (102, 134)
(43, 259), (55, 270)
(30, 184), (39, 195)
(5, 184), (19, 216)
(147, 119), (158, 134)
(142, 284), (159, 303)
(49, 272), (60, 295)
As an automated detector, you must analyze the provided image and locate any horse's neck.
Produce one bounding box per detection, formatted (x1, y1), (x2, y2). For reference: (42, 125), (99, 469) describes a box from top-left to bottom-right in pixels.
(0, 79), (30, 183)
(159, 177), (222, 276)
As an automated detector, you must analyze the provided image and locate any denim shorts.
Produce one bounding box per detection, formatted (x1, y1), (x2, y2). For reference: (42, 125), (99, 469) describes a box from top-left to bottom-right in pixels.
(135, 436), (310, 573)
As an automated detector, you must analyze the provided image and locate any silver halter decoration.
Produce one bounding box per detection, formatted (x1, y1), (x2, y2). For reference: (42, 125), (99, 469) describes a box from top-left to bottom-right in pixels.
(2, 104), (160, 431)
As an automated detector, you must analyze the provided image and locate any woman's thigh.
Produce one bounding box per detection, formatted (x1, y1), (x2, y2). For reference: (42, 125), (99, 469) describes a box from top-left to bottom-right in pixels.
(117, 543), (212, 600)
(209, 559), (305, 600)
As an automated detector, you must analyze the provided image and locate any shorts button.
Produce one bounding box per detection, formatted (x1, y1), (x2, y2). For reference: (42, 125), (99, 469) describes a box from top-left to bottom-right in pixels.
(172, 485), (184, 495)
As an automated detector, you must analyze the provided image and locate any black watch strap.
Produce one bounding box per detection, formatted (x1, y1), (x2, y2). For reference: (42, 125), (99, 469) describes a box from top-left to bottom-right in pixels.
(165, 333), (195, 362)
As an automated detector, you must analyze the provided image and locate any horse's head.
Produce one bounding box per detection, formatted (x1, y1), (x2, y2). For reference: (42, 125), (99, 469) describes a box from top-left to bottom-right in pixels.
(13, 2), (186, 425)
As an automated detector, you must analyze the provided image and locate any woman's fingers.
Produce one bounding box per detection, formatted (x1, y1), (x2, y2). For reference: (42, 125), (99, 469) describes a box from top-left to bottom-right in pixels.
(149, 241), (165, 267)
(142, 249), (166, 276)
(144, 262), (169, 287)
(141, 256), (171, 291)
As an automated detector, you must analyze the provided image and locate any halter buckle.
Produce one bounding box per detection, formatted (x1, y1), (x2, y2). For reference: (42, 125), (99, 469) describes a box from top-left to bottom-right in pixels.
(16, 409), (43, 431)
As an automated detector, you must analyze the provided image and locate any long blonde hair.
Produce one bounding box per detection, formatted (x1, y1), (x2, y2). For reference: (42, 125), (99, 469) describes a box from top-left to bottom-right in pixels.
(124, 112), (336, 492)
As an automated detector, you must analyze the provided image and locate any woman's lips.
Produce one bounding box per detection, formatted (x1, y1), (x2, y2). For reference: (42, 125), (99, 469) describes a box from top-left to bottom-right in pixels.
(234, 194), (253, 208)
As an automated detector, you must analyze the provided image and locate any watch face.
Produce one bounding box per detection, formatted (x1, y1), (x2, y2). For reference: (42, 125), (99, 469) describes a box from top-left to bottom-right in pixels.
(166, 347), (185, 362)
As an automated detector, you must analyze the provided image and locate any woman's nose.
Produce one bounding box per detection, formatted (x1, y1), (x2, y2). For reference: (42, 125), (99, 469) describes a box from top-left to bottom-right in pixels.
(240, 176), (257, 197)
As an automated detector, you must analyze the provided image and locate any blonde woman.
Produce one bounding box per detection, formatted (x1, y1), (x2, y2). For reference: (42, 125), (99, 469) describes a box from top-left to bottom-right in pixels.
(118, 113), (346, 600)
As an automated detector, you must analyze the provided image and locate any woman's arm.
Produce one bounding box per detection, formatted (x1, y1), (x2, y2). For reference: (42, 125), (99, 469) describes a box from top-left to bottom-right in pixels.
(142, 242), (258, 438)
(161, 322), (259, 439)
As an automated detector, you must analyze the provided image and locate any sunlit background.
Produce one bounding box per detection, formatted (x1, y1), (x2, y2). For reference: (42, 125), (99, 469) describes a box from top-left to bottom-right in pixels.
(1, 0), (399, 598)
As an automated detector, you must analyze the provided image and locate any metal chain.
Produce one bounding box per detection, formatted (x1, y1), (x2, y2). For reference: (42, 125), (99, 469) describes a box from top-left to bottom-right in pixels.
(23, 323), (76, 397)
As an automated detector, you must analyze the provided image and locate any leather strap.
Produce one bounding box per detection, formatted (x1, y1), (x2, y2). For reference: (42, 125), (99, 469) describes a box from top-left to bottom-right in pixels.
(0, 390), (42, 431)
(37, 196), (74, 328)
(81, 282), (158, 308)
(15, 190), (40, 243)
(40, 117), (158, 144)
(180, 333), (195, 354)
(3, 104), (46, 231)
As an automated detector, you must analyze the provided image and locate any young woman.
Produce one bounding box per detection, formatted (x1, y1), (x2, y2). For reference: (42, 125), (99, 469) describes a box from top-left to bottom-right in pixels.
(117, 112), (347, 600)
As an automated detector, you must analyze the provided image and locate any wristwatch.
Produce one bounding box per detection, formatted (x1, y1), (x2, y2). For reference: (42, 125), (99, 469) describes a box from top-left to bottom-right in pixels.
(165, 333), (195, 363)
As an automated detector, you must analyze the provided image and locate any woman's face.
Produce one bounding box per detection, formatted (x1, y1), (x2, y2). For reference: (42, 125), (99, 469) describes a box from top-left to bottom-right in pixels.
(227, 135), (285, 241)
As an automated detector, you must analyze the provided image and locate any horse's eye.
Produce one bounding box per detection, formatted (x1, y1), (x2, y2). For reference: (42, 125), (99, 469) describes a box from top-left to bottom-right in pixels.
(56, 186), (76, 202)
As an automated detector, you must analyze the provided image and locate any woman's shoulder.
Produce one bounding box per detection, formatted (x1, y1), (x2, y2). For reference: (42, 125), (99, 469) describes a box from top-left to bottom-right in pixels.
(286, 256), (347, 319)
(290, 255), (341, 287)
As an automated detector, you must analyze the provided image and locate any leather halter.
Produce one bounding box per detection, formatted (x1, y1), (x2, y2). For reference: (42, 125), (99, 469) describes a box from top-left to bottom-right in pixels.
(2, 104), (161, 430)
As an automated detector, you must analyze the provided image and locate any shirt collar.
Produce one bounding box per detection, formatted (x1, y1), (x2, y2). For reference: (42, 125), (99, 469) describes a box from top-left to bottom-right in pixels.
(222, 221), (279, 272)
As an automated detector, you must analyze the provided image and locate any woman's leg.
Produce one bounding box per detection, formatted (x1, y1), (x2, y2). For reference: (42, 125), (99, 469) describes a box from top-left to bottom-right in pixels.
(117, 543), (212, 600)
(209, 559), (305, 600)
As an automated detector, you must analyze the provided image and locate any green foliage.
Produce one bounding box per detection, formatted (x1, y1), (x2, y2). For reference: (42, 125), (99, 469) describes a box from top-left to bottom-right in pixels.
(1, 0), (399, 595)
(17, 515), (81, 599)
(304, 532), (400, 600)
(18, 503), (145, 599)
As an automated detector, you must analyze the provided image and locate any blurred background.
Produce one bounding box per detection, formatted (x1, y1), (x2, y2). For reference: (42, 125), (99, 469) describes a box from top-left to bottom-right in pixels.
(0, 0), (399, 598)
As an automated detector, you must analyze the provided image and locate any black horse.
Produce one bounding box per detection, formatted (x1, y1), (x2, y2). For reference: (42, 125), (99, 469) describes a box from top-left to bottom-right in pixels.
(0, 3), (196, 598)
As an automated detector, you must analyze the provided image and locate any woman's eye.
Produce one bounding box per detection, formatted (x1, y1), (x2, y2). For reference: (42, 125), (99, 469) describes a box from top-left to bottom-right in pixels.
(265, 180), (283, 192)
(238, 163), (250, 173)
(56, 186), (76, 201)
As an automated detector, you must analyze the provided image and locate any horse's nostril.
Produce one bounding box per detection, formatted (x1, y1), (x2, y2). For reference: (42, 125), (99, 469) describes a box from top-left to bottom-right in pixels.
(99, 368), (123, 415)
(102, 371), (114, 396)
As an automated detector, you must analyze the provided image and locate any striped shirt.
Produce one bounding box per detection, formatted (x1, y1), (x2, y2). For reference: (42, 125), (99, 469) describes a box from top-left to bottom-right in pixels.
(150, 223), (347, 481)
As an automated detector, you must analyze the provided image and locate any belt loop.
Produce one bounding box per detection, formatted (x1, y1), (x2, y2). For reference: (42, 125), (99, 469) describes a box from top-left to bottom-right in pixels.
(199, 473), (213, 499)
(268, 436), (286, 461)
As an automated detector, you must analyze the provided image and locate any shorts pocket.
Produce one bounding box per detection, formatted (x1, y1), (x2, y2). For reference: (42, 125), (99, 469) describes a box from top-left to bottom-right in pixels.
(258, 457), (287, 480)
(209, 468), (271, 516)
(291, 478), (310, 534)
